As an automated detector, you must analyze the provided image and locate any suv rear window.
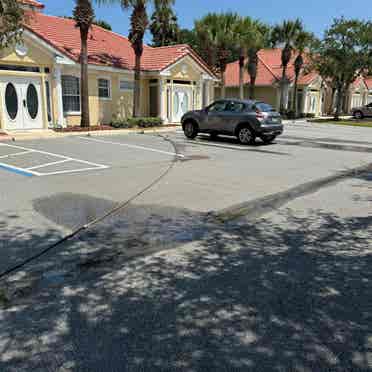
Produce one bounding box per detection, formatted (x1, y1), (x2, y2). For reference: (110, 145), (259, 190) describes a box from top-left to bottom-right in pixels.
(254, 102), (275, 112)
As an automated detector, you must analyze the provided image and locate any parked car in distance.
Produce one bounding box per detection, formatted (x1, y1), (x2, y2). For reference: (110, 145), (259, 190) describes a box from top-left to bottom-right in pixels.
(351, 102), (372, 119)
(181, 99), (283, 145)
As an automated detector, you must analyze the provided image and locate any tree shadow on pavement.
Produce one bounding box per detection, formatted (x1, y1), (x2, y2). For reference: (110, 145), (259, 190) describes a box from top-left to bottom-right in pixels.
(0, 204), (372, 372)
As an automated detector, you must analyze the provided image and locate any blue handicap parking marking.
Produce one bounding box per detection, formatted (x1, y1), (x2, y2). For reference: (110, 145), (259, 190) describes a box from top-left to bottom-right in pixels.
(0, 163), (34, 177)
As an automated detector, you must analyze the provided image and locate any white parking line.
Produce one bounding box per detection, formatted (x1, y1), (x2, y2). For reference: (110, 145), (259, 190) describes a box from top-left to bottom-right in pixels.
(78, 136), (185, 158)
(0, 150), (35, 159)
(0, 143), (108, 177)
(27, 159), (71, 171)
(38, 167), (109, 177)
(0, 143), (108, 167)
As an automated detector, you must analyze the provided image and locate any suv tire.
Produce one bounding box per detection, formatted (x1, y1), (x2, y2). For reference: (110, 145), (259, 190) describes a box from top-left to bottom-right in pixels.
(183, 121), (198, 139)
(237, 126), (255, 145)
(354, 111), (364, 120)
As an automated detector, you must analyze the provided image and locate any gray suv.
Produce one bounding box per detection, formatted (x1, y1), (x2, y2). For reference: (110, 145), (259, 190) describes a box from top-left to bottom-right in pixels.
(351, 102), (372, 119)
(181, 99), (283, 144)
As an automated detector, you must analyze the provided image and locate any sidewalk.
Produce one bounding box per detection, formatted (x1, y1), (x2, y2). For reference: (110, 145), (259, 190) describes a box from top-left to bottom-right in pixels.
(0, 125), (178, 142)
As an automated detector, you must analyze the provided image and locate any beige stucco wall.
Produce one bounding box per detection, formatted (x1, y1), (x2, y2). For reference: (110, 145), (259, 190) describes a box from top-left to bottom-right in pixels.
(215, 86), (278, 108)
(62, 69), (149, 126)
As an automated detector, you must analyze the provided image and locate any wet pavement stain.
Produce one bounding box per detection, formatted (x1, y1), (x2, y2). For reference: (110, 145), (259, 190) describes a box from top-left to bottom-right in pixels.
(33, 192), (213, 264)
(33, 193), (117, 230)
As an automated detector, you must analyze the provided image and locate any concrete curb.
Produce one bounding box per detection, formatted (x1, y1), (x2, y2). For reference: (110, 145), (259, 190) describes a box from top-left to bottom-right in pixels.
(0, 126), (179, 142)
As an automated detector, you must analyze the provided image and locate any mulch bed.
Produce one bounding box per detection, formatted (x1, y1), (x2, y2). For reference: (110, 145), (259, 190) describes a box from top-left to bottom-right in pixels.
(53, 124), (177, 133)
(53, 125), (118, 133)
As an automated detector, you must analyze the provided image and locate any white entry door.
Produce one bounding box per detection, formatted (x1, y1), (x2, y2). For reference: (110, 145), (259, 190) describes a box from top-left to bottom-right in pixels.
(0, 77), (44, 130)
(173, 86), (192, 123)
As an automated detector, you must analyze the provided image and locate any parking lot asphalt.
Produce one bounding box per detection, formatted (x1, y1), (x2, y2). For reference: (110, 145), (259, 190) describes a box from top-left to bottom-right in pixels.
(0, 124), (371, 272)
(0, 122), (371, 372)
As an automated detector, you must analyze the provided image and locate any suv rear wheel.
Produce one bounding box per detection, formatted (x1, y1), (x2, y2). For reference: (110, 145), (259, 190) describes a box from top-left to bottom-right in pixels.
(237, 126), (255, 145)
(183, 121), (198, 139)
(354, 111), (364, 120)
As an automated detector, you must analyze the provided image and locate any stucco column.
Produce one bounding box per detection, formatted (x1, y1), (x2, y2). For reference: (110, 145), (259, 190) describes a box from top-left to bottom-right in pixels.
(54, 65), (65, 127)
(303, 88), (309, 114)
(201, 75), (213, 106)
(158, 78), (167, 123)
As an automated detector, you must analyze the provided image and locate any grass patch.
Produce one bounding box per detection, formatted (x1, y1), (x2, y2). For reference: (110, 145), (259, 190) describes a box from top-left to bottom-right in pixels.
(309, 119), (372, 128)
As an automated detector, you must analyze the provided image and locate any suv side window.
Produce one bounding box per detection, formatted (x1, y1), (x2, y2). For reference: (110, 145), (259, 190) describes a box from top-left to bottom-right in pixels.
(208, 101), (228, 113)
(228, 101), (245, 113)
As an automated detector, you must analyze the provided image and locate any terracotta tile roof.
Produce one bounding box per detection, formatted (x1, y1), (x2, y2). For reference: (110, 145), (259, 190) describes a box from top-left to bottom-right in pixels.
(352, 76), (368, 90)
(364, 77), (372, 90)
(225, 48), (319, 87)
(297, 71), (319, 85)
(23, 11), (215, 76)
(18, 0), (45, 9)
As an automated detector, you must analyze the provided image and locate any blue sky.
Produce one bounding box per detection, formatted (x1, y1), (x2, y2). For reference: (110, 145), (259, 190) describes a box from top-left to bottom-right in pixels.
(41, 0), (371, 43)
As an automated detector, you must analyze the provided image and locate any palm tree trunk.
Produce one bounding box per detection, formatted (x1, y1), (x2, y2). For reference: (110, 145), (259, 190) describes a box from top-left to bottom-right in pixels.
(249, 75), (256, 100)
(80, 28), (90, 127)
(329, 87), (336, 115)
(334, 85), (343, 121)
(280, 65), (287, 113)
(248, 49), (258, 100)
(239, 54), (244, 100)
(220, 66), (227, 98)
(293, 73), (299, 118)
(133, 52), (141, 117)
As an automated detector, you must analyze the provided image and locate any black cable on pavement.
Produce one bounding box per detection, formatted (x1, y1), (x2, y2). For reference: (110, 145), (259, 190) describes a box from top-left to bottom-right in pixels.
(0, 133), (181, 281)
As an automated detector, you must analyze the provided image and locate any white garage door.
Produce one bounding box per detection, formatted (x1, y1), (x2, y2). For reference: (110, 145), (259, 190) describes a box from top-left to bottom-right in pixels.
(0, 76), (44, 130)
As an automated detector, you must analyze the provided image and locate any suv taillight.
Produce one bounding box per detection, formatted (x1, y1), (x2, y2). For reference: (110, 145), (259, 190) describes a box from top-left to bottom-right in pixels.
(256, 109), (265, 120)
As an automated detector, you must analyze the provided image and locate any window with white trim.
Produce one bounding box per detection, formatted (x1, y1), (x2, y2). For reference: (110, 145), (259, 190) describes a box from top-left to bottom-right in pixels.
(119, 79), (134, 91)
(62, 75), (80, 113)
(98, 78), (111, 99)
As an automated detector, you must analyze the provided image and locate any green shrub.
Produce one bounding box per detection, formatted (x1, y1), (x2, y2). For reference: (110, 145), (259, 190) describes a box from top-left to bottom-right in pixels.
(110, 120), (135, 129)
(110, 117), (163, 129)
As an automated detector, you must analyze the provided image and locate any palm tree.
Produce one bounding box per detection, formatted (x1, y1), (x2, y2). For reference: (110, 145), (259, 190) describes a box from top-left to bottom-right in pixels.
(0, 0), (24, 49)
(150, 0), (179, 47)
(73, 0), (95, 127)
(234, 17), (253, 99)
(271, 19), (303, 113)
(104, 0), (174, 117)
(292, 31), (315, 117)
(246, 22), (271, 99)
(196, 13), (239, 98)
